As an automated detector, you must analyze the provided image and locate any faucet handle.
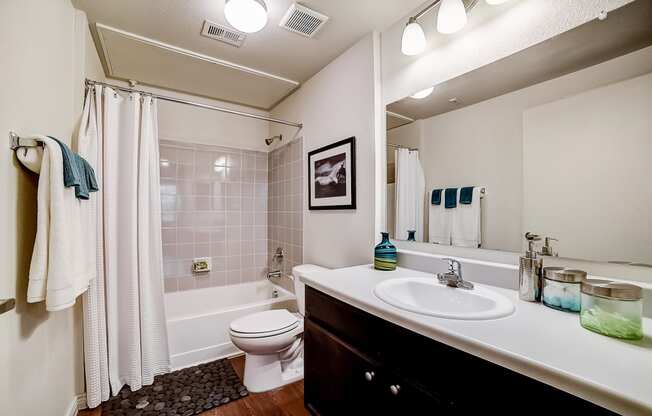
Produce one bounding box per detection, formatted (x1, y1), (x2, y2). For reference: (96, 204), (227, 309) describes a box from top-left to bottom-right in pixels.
(441, 257), (461, 273)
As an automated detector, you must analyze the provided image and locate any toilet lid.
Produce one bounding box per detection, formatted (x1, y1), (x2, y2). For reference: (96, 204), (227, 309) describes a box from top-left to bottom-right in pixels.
(230, 309), (299, 334)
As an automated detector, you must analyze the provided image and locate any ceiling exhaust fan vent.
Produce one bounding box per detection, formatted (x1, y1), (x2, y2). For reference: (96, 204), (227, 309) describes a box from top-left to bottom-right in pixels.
(279, 3), (329, 38)
(201, 20), (246, 47)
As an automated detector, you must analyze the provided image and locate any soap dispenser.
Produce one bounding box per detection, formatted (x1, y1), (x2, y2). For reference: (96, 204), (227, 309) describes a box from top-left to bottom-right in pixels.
(519, 232), (543, 302)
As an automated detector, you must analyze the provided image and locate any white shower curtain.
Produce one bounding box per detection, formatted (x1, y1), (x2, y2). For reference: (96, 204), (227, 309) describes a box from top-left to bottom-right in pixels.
(394, 148), (426, 242)
(78, 85), (170, 408)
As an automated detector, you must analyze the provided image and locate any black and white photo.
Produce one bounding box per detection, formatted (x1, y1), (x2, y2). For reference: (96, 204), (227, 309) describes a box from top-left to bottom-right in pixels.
(308, 137), (356, 209)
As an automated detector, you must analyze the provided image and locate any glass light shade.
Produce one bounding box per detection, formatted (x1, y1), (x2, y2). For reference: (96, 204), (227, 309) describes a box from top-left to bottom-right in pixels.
(401, 21), (426, 56)
(224, 0), (268, 33)
(486, 0), (509, 4)
(437, 0), (468, 34)
(410, 86), (434, 99)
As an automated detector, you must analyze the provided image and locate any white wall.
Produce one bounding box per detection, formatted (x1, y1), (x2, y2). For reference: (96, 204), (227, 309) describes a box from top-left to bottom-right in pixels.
(523, 72), (652, 264)
(270, 34), (380, 268)
(381, 0), (633, 105)
(0, 1), (105, 415)
(389, 46), (652, 254)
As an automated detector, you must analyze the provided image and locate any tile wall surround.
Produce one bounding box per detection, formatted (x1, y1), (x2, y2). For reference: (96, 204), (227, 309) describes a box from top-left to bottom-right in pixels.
(268, 138), (304, 277)
(160, 139), (269, 292)
(160, 138), (305, 293)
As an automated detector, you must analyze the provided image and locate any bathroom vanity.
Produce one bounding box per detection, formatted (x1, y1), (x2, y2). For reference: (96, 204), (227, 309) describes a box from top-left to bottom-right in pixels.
(301, 265), (652, 415)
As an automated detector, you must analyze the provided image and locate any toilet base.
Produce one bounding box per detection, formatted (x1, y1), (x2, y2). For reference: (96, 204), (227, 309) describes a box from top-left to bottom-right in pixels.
(242, 348), (304, 393)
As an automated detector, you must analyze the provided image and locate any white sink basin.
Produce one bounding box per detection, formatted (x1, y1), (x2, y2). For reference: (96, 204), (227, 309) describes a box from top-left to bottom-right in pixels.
(374, 278), (515, 320)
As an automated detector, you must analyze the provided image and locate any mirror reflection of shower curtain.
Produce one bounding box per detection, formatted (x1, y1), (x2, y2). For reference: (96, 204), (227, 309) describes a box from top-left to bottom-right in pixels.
(394, 148), (425, 242)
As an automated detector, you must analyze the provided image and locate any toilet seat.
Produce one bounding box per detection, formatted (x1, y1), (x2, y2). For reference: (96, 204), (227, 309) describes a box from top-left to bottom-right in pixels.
(230, 309), (300, 339)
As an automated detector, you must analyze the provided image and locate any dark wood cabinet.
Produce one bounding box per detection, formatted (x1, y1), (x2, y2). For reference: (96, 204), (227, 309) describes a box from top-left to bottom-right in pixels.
(304, 286), (614, 415)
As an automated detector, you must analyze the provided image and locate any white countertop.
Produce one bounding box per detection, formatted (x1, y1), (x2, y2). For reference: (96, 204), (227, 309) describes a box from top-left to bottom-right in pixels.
(301, 265), (652, 415)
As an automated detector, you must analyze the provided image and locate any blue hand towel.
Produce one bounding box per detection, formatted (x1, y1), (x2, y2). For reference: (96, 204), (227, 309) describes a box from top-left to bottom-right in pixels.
(445, 188), (458, 209)
(431, 189), (442, 205)
(460, 186), (474, 205)
(50, 137), (99, 200)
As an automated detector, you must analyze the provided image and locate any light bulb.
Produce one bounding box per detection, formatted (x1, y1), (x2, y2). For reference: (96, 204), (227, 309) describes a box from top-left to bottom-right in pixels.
(401, 19), (426, 56)
(410, 87), (434, 99)
(437, 0), (467, 34)
(486, 0), (509, 4)
(224, 0), (268, 33)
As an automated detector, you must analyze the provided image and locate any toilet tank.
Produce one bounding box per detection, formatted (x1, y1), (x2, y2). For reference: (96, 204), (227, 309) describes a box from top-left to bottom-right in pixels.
(292, 264), (328, 316)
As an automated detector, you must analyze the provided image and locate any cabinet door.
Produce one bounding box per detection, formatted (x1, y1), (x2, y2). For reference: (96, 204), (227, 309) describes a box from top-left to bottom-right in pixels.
(304, 318), (383, 415)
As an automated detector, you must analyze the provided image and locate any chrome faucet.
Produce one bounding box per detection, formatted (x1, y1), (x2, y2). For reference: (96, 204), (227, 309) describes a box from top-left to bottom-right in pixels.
(437, 258), (474, 290)
(267, 247), (284, 279)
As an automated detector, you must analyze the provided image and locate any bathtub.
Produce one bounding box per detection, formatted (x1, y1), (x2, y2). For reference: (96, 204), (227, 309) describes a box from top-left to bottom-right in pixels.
(165, 280), (296, 370)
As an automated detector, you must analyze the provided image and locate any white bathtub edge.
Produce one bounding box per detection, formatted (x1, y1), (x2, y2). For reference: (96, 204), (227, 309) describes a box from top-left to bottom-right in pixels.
(170, 341), (243, 371)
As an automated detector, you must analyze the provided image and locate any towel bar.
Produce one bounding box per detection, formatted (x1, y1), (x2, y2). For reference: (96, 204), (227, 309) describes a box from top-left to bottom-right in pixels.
(0, 298), (16, 315)
(9, 131), (42, 150)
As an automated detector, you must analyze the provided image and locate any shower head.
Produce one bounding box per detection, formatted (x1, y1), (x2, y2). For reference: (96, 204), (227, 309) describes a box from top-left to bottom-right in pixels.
(265, 135), (283, 146)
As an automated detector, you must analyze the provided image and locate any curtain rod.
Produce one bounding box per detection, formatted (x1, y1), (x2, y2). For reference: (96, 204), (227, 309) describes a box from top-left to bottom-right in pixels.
(387, 143), (418, 151)
(85, 79), (303, 129)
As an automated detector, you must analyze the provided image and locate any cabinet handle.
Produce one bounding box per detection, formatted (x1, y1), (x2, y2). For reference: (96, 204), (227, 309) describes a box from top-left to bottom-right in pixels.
(389, 384), (401, 395)
(364, 371), (375, 381)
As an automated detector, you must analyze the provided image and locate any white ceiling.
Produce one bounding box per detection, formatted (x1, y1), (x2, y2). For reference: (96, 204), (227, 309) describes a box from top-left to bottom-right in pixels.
(74, 0), (426, 108)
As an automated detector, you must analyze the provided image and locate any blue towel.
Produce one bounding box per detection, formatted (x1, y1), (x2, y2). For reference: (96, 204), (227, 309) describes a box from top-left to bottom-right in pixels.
(50, 137), (99, 200)
(445, 188), (458, 209)
(431, 189), (442, 205)
(460, 186), (474, 205)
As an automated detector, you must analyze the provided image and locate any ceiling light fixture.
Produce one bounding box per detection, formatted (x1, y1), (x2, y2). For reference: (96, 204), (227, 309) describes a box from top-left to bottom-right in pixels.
(410, 86), (435, 99)
(224, 0), (268, 33)
(401, 17), (427, 56)
(401, 0), (480, 56)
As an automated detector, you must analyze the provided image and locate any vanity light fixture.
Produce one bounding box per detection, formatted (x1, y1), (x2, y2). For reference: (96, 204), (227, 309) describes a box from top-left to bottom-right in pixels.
(437, 0), (468, 34)
(224, 0), (268, 33)
(401, 17), (427, 56)
(401, 0), (509, 56)
(410, 86), (435, 99)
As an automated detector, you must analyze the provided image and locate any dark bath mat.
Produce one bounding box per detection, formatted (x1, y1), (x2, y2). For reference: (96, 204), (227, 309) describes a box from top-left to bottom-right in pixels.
(101, 358), (248, 415)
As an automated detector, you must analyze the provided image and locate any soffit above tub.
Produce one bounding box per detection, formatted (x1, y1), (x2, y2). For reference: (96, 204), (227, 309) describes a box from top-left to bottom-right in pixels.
(96, 23), (299, 109)
(388, 0), (652, 120)
(74, 0), (426, 83)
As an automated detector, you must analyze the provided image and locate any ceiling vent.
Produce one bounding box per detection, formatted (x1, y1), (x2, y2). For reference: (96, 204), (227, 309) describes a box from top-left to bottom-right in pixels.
(200, 20), (246, 47)
(279, 3), (329, 38)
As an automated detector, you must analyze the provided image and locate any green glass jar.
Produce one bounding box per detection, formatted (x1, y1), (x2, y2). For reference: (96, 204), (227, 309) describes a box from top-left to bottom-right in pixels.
(580, 279), (643, 340)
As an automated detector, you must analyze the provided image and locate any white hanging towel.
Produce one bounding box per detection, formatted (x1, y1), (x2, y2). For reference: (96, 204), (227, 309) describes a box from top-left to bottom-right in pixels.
(428, 191), (451, 245)
(26, 136), (94, 311)
(394, 149), (426, 241)
(452, 187), (482, 248)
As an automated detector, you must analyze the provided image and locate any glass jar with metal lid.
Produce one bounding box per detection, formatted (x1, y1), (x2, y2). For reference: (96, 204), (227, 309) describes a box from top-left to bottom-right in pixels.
(542, 267), (587, 312)
(580, 279), (643, 340)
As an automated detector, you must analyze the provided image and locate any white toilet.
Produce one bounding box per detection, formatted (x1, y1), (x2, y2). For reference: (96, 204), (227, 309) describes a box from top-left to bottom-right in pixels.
(229, 264), (326, 393)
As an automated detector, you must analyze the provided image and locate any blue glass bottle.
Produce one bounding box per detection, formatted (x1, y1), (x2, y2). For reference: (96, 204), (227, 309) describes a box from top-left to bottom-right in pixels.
(374, 232), (397, 271)
(407, 230), (416, 242)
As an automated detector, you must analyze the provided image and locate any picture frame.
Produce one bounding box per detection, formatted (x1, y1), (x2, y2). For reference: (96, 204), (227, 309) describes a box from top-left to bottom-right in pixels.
(308, 136), (356, 210)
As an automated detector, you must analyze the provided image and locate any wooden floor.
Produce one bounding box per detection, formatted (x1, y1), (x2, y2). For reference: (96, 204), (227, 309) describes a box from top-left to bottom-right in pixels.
(79, 356), (309, 416)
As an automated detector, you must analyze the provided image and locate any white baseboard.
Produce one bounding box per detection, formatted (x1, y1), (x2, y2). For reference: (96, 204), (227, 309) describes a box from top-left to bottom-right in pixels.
(170, 341), (242, 370)
(64, 394), (86, 416)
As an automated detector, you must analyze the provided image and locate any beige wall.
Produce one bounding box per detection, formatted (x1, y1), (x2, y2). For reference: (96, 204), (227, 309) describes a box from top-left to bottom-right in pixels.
(523, 72), (652, 264)
(0, 1), (105, 414)
(270, 34), (380, 268)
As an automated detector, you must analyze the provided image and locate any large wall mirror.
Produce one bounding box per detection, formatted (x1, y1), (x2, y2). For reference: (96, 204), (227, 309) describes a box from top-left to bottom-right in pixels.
(385, 0), (652, 266)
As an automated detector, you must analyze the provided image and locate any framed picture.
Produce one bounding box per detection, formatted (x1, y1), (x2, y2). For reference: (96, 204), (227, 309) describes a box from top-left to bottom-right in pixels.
(308, 136), (356, 210)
